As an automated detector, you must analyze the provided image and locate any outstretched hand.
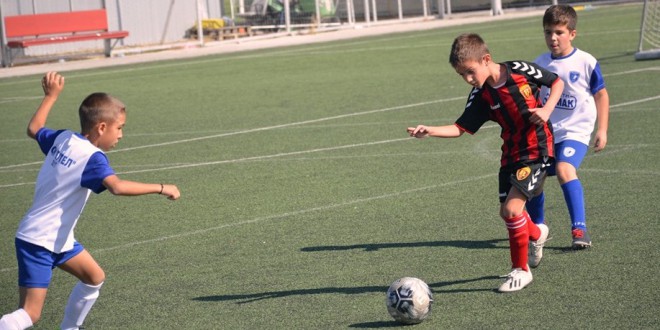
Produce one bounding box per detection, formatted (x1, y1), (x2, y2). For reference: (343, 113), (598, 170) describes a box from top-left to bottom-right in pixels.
(407, 125), (430, 138)
(161, 184), (181, 200)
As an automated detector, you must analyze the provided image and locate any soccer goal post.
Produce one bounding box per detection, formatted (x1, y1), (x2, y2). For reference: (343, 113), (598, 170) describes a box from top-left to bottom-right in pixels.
(636, 0), (660, 60)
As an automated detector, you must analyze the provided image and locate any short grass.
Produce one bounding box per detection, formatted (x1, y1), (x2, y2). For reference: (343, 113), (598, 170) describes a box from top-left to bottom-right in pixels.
(1, 3), (658, 329)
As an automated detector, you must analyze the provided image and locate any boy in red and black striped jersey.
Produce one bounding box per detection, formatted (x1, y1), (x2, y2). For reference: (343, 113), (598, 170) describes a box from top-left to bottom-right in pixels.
(407, 33), (564, 292)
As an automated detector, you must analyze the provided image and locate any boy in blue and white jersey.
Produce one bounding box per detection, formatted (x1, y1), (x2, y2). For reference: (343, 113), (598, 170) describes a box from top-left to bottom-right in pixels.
(527, 5), (610, 265)
(0, 72), (181, 330)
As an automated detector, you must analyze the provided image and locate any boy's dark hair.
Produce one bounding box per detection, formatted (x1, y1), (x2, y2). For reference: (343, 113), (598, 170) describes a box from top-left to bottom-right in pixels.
(79, 93), (125, 133)
(543, 5), (577, 31)
(449, 33), (490, 68)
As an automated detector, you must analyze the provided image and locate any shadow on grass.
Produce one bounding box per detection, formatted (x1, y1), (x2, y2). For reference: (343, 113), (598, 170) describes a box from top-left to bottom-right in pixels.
(300, 239), (507, 252)
(596, 51), (637, 64)
(545, 246), (592, 253)
(192, 275), (499, 304)
(348, 320), (411, 328)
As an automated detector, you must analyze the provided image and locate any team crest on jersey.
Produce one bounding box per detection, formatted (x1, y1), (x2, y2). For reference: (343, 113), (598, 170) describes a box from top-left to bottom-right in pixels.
(569, 71), (580, 83)
(516, 166), (531, 181)
(519, 83), (533, 99)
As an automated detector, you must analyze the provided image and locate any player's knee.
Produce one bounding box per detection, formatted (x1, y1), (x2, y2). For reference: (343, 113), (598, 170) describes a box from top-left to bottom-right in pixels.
(89, 270), (105, 286)
(556, 162), (577, 183)
(499, 205), (519, 220)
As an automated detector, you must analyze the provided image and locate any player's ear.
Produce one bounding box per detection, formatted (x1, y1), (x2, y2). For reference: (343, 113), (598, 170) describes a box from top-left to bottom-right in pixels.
(482, 53), (492, 65)
(96, 122), (107, 135)
(569, 29), (577, 40)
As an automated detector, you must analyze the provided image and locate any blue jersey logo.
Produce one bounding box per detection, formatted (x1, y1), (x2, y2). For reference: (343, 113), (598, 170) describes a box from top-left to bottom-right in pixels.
(50, 146), (77, 168)
(556, 94), (578, 110)
(569, 71), (580, 83)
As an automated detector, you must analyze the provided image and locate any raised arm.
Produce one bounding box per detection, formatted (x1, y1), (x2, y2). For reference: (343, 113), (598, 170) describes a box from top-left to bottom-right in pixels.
(27, 72), (65, 139)
(103, 175), (181, 200)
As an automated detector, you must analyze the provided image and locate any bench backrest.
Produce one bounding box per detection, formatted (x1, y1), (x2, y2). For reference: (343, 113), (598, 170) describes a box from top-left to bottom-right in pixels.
(5, 9), (110, 38)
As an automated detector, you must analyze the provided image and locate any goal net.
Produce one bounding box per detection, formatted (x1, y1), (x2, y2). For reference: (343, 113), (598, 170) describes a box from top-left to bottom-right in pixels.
(636, 0), (660, 60)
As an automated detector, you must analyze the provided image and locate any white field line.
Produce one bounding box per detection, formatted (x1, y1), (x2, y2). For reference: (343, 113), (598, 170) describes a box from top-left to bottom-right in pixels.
(1, 146), (656, 272)
(0, 97), (464, 171)
(117, 137), (411, 175)
(0, 90), (658, 183)
(610, 95), (660, 110)
(0, 27), (648, 91)
(0, 173), (495, 273)
(0, 137), (409, 187)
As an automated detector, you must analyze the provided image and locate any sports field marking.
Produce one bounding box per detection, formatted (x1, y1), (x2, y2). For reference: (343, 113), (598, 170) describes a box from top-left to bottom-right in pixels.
(1, 141), (655, 273)
(117, 137), (412, 174)
(610, 95), (660, 110)
(75, 173), (499, 253)
(0, 137), (407, 187)
(0, 92), (657, 178)
(1, 62), (654, 107)
(0, 19), (637, 88)
(0, 96), (465, 169)
(0, 96), (42, 104)
(0, 172), (495, 273)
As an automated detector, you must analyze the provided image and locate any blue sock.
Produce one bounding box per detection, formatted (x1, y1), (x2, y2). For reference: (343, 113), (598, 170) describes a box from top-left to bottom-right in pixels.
(526, 192), (545, 225)
(561, 179), (586, 230)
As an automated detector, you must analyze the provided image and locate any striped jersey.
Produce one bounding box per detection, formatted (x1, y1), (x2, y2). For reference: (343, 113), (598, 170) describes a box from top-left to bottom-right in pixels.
(16, 128), (115, 253)
(535, 48), (606, 145)
(455, 61), (561, 167)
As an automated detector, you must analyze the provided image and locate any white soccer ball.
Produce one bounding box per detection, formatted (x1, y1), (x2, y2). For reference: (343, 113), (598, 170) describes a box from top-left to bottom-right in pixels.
(385, 277), (433, 324)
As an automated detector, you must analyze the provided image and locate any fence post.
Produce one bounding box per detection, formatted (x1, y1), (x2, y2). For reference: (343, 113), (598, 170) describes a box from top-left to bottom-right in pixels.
(491, 0), (503, 16)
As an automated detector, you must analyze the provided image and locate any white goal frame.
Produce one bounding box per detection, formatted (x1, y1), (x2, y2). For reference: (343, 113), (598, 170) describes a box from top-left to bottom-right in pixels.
(636, 0), (660, 60)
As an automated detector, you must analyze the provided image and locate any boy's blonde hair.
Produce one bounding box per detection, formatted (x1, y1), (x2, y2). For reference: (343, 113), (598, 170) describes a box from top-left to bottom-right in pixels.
(543, 5), (577, 31)
(79, 93), (125, 133)
(449, 33), (490, 68)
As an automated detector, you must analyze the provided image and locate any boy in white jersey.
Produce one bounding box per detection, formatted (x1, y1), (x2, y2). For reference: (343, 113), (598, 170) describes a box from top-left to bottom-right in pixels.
(527, 5), (610, 265)
(0, 72), (181, 330)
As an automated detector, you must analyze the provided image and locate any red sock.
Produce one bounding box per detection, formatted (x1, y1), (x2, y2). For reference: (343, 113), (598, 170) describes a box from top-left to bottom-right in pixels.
(504, 213), (530, 271)
(526, 211), (541, 241)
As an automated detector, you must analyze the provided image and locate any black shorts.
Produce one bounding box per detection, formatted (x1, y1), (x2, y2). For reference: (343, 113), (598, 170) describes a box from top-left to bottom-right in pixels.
(498, 157), (554, 203)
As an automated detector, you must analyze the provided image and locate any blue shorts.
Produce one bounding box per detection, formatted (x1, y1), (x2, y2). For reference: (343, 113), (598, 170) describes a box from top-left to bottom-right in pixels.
(15, 238), (84, 288)
(548, 140), (588, 176)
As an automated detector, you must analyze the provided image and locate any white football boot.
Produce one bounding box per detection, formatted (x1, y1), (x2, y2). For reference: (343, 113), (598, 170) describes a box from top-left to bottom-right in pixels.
(498, 268), (533, 293)
(529, 223), (550, 268)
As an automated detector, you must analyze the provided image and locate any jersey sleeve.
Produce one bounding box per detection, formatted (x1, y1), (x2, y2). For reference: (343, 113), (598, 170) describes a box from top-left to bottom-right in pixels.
(81, 151), (115, 194)
(589, 62), (606, 95)
(35, 128), (65, 155)
(455, 88), (490, 135)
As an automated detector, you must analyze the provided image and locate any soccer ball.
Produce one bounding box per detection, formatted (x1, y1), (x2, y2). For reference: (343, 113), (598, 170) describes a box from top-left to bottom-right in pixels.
(385, 277), (433, 324)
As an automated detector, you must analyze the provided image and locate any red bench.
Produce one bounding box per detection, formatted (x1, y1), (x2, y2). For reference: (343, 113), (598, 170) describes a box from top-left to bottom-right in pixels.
(2, 9), (129, 67)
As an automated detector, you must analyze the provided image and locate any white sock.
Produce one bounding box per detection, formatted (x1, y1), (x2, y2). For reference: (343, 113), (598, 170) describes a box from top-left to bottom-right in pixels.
(0, 308), (33, 330)
(60, 281), (103, 330)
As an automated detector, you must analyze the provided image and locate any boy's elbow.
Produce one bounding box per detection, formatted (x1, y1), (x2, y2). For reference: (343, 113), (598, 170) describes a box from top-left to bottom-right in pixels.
(27, 126), (39, 139)
(102, 176), (124, 196)
(105, 185), (121, 195)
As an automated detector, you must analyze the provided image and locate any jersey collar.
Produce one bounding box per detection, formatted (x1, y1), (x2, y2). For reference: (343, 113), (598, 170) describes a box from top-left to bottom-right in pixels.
(551, 47), (578, 60)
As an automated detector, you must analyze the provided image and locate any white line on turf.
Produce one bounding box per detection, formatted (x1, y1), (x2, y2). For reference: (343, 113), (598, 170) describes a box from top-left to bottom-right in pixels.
(610, 95), (660, 110)
(0, 173), (494, 272)
(0, 96), (465, 170)
(0, 91), (657, 182)
(117, 137), (412, 175)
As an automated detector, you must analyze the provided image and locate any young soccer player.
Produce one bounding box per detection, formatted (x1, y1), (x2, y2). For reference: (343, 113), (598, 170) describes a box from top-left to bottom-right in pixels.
(407, 33), (564, 292)
(526, 5), (609, 251)
(0, 72), (181, 330)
